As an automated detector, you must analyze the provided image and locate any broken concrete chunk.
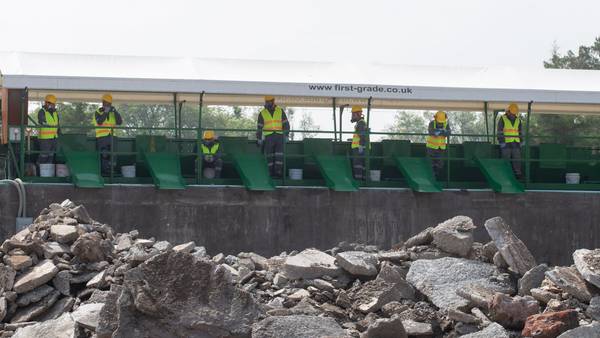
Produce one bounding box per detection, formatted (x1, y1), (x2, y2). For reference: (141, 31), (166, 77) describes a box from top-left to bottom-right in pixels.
(573, 248), (600, 289)
(172, 241), (195, 253)
(16, 284), (55, 307)
(401, 319), (433, 336)
(70, 205), (93, 224)
(360, 316), (407, 338)
(0, 263), (16, 291)
(431, 216), (475, 257)
(489, 293), (540, 329)
(283, 249), (342, 280)
(461, 322), (509, 338)
(518, 263), (549, 296)
(71, 232), (113, 263)
(522, 309), (578, 338)
(86, 270), (107, 288)
(71, 302), (103, 330)
(252, 315), (347, 338)
(11, 290), (60, 323)
(13, 259), (58, 294)
(448, 309), (480, 324)
(50, 224), (79, 244)
(12, 313), (76, 338)
(586, 296), (600, 320)
(404, 227), (433, 248)
(557, 322), (600, 338)
(114, 234), (133, 252)
(152, 240), (172, 251)
(545, 266), (596, 303)
(41, 242), (70, 259)
(4, 255), (33, 271)
(335, 251), (378, 276)
(484, 217), (536, 275)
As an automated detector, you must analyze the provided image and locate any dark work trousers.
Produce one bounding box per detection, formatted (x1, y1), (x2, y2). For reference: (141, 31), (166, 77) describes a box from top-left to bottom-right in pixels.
(201, 158), (223, 178)
(263, 133), (284, 177)
(351, 148), (365, 180)
(96, 135), (114, 175)
(427, 148), (446, 178)
(501, 143), (522, 177)
(38, 138), (57, 165)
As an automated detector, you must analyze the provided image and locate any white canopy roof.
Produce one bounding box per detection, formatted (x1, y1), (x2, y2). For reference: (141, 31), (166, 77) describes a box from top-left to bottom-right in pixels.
(2, 51), (600, 114)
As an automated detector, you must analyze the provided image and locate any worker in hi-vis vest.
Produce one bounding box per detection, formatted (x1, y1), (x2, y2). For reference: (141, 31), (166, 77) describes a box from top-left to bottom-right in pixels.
(426, 111), (451, 179)
(37, 94), (60, 165)
(350, 106), (369, 180)
(94, 93), (123, 176)
(256, 96), (290, 178)
(198, 130), (223, 178)
(497, 103), (523, 178)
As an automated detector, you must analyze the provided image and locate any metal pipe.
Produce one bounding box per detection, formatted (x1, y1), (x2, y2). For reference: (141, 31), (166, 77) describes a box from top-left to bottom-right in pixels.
(197, 92), (204, 184)
(0, 179), (23, 217)
(173, 93), (178, 138)
(332, 98), (337, 142)
(484, 102), (489, 143)
(525, 101), (533, 187)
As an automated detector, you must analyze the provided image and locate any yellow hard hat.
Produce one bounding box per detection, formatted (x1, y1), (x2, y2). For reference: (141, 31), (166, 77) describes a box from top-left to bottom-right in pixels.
(435, 111), (447, 123)
(351, 105), (363, 113)
(203, 130), (215, 140)
(264, 95), (275, 102)
(44, 94), (57, 104)
(508, 103), (519, 115)
(102, 93), (113, 104)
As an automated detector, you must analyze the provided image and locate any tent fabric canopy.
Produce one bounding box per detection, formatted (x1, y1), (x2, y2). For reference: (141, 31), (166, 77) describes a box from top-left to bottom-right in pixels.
(2, 51), (600, 114)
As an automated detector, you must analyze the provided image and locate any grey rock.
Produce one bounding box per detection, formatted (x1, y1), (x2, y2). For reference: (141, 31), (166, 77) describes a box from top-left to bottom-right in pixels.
(335, 251), (378, 276)
(461, 322), (509, 338)
(12, 313), (76, 338)
(13, 259), (58, 294)
(545, 266), (596, 302)
(353, 279), (409, 313)
(41, 242), (71, 259)
(518, 264), (549, 296)
(573, 248), (600, 289)
(381, 301), (408, 317)
(311, 279), (335, 293)
(0, 263), (16, 291)
(125, 244), (157, 263)
(406, 257), (514, 310)
(172, 241), (195, 253)
(11, 290), (60, 323)
(586, 296), (600, 320)
(448, 309), (480, 324)
(530, 287), (560, 304)
(482, 241), (498, 262)
(377, 251), (410, 263)
(86, 270), (107, 288)
(111, 251), (263, 338)
(376, 262), (415, 300)
(96, 285), (124, 338)
(152, 240), (172, 251)
(50, 225), (79, 244)
(252, 315), (347, 338)
(484, 217), (536, 275)
(493, 251), (508, 269)
(273, 273), (288, 288)
(37, 296), (75, 321)
(69, 271), (98, 284)
(360, 315), (407, 338)
(283, 249), (342, 280)
(431, 216), (476, 257)
(557, 322), (600, 338)
(16, 284), (54, 306)
(70, 205), (93, 224)
(72, 302), (103, 330)
(135, 239), (156, 248)
(114, 234), (133, 252)
(401, 319), (433, 336)
(404, 227), (433, 248)
(239, 252), (269, 270)
(0, 297), (6, 322)
(70, 232), (113, 263)
(4, 255), (33, 271)
(52, 270), (71, 296)
(489, 293), (540, 329)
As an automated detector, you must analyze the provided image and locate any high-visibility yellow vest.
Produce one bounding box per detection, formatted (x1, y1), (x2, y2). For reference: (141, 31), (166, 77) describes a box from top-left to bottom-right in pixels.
(201, 143), (220, 155)
(94, 109), (117, 138)
(351, 119), (368, 149)
(39, 109), (59, 140)
(501, 115), (521, 143)
(426, 121), (447, 150)
(260, 107), (283, 136)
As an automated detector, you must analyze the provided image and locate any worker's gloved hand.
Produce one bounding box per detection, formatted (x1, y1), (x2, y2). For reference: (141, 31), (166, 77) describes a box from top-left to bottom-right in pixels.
(433, 130), (441, 136)
(499, 143), (506, 149)
(358, 146), (365, 155)
(205, 155), (213, 163)
(256, 139), (263, 147)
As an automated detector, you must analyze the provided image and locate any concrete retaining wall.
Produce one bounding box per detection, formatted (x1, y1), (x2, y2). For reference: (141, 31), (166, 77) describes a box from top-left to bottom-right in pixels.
(1, 184), (597, 265)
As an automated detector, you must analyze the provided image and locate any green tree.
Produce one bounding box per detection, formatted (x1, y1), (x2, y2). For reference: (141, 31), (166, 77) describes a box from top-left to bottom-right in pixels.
(536, 37), (600, 146)
(298, 112), (320, 140)
(385, 110), (429, 142)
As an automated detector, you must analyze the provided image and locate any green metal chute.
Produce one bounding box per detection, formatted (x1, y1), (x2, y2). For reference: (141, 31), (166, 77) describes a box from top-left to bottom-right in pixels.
(314, 155), (358, 192)
(231, 153), (275, 191)
(475, 157), (524, 193)
(394, 157), (442, 192)
(63, 151), (104, 188)
(136, 135), (185, 190)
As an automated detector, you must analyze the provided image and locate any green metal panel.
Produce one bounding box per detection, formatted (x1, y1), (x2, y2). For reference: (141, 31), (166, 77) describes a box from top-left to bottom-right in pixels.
(304, 139), (333, 164)
(231, 153), (275, 191)
(143, 152), (186, 189)
(539, 143), (567, 169)
(463, 142), (493, 167)
(394, 157), (442, 192)
(382, 140), (411, 166)
(475, 157), (524, 193)
(314, 155), (358, 191)
(63, 151), (104, 188)
(135, 135), (167, 162)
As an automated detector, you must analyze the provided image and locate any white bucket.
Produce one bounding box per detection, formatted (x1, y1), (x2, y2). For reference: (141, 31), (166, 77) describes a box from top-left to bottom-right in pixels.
(121, 165), (136, 178)
(39, 163), (55, 177)
(56, 164), (70, 177)
(203, 167), (216, 179)
(566, 173), (580, 184)
(369, 170), (381, 182)
(289, 169), (303, 180)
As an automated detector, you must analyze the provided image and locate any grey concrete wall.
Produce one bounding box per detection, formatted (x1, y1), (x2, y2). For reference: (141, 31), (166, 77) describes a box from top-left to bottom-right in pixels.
(1, 184), (597, 266)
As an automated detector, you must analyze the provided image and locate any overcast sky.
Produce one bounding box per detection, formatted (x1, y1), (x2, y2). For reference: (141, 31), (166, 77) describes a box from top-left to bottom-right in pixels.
(3, 0), (599, 135)
(3, 0), (598, 67)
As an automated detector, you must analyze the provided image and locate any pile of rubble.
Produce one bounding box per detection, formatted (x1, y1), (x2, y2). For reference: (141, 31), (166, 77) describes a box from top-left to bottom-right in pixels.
(0, 201), (599, 337)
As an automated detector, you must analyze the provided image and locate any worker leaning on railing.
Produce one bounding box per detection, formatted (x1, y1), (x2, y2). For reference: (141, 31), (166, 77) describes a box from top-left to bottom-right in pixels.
(37, 94), (60, 166)
(94, 93), (123, 176)
(256, 96), (290, 178)
(497, 103), (523, 179)
(426, 111), (451, 179)
(196, 130), (223, 179)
